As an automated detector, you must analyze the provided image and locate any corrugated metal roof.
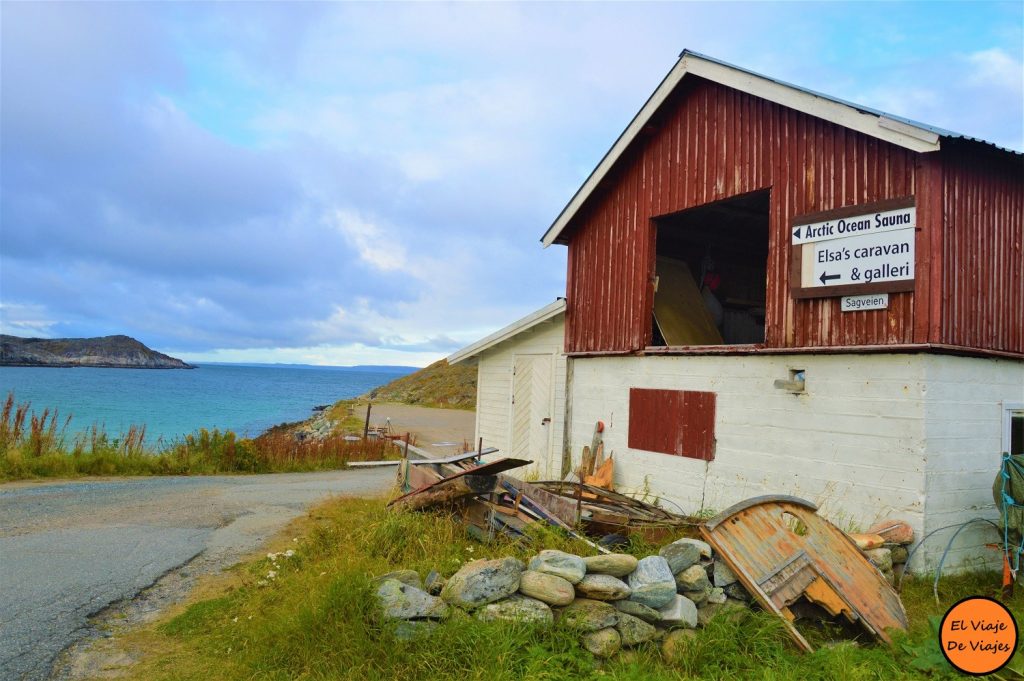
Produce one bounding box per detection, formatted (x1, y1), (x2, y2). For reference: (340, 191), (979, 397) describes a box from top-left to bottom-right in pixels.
(684, 50), (1021, 156)
(541, 49), (1021, 248)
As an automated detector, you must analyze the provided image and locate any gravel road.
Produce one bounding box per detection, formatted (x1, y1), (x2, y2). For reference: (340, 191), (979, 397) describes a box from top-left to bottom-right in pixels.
(0, 470), (393, 681)
(362, 403), (475, 457)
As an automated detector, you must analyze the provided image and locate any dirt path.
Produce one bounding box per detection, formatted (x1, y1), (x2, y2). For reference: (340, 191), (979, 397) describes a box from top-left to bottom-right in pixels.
(362, 402), (476, 457)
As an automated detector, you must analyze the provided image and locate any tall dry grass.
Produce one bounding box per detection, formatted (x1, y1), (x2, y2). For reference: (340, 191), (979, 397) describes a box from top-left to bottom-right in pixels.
(248, 430), (391, 469)
(0, 392), (392, 480)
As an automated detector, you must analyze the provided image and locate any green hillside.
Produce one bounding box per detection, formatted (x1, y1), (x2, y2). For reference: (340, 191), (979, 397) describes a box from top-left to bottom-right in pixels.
(362, 359), (476, 409)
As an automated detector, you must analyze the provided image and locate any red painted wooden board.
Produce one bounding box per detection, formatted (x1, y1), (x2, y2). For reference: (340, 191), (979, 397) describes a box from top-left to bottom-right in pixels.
(627, 388), (716, 460)
(560, 78), (1023, 356)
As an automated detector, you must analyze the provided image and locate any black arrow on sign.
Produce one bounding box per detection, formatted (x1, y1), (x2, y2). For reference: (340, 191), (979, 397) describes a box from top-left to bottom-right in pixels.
(793, 227), (801, 240)
(819, 271), (841, 285)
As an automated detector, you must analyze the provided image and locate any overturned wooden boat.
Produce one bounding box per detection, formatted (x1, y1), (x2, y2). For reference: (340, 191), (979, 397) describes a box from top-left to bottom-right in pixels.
(701, 495), (908, 651)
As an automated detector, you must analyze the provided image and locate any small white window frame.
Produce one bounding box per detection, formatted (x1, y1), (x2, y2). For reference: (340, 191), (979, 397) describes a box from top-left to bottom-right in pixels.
(1004, 401), (1024, 456)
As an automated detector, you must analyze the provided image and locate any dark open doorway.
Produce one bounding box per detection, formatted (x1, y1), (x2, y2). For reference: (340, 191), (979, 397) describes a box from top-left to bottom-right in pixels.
(651, 189), (770, 346)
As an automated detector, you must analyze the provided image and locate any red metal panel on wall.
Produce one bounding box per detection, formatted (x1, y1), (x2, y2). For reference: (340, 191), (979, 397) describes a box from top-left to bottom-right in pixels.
(564, 78), (925, 353)
(628, 388), (716, 460)
(939, 143), (1024, 354)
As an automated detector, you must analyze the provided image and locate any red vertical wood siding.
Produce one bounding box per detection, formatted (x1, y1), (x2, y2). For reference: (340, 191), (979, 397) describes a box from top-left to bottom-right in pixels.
(627, 388), (716, 460)
(939, 144), (1024, 353)
(564, 78), (932, 353)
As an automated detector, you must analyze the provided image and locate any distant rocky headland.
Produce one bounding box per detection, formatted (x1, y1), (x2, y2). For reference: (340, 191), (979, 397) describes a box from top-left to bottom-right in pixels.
(0, 334), (194, 369)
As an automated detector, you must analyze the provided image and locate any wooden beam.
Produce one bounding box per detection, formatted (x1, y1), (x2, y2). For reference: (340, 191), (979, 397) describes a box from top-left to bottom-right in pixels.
(348, 448), (499, 467)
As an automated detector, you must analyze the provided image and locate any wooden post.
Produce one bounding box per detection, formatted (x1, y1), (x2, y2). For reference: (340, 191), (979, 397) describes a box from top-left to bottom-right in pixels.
(477, 437), (484, 462)
(403, 432), (410, 459)
(363, 403), (372, 440)
(581, 445), (597, 479)
(575, 448), (588, 526)
(396, 458), (410, 493)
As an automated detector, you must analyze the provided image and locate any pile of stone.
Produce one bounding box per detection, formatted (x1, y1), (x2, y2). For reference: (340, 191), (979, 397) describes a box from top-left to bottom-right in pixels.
(858, 520), (915, 584)
(375, 537), (752, 658)
(292, 407), (337, 441)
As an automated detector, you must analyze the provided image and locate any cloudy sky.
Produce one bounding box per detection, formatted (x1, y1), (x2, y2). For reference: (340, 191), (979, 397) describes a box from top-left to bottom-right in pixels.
(2, 2), (1021, 367)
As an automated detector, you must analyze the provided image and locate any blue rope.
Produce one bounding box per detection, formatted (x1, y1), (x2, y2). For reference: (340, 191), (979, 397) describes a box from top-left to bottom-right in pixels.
(933, 518), (1002, 603)
(999, 453), (1024, 574)
(897, 518), (999, 593)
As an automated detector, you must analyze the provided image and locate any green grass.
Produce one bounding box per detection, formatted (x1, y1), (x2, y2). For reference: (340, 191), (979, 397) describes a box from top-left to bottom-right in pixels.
(362, 359), (477, 410)
(324, 400), (372, 434)
(123, 497), (1024, 681)
(0, 393), (391, 481)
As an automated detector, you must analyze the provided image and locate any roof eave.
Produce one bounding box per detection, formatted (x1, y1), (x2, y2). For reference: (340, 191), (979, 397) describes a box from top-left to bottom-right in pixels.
(447, 299), (566, 365)
(540, 50), (948, 248)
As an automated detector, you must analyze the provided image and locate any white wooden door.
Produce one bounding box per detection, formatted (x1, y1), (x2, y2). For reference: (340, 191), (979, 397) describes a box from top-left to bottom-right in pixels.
(510, 354), (553, 461)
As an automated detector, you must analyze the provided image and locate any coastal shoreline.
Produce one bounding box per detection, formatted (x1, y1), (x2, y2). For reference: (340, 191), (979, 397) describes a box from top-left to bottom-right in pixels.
(0, 362), (195, 369)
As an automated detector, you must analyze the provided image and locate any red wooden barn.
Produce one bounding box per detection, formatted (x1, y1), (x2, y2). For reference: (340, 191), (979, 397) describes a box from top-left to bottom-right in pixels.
(453, 51), (1023, 570)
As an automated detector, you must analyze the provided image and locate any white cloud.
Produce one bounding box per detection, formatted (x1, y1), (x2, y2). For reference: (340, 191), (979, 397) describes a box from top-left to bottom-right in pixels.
(176, 343), (442, 368)
(327, 210), (407, 272)
(967, 48), (1023, 91)
(0, 302), (58, 337)
(2, 2), (1020, 366)
(848, 48), (1023, 151)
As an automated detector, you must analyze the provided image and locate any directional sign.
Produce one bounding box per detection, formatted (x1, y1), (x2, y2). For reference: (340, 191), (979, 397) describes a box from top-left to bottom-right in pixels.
(841, 293), (889, 312)
(792, 205), (916, 245)
(791, 197), (917, 300)
(802, 227), (914, 289)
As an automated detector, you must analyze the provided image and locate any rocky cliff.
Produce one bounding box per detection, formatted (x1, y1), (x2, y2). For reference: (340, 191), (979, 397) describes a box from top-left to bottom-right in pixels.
(0, 335), (194, 369)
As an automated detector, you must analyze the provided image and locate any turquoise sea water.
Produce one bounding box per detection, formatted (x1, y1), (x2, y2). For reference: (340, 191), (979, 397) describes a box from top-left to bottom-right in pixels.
(0, 364), (410, 444)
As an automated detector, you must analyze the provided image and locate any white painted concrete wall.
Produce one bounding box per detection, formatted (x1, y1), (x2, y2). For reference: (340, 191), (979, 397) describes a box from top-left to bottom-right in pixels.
(567, 352), (1024, 571)
(473, 316), (566, 478)
(920, 355), (1024, 571)
(570, 353), (929, 560)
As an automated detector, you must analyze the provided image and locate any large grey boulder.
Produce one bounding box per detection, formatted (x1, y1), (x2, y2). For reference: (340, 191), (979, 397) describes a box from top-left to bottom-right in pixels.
(560, 598), (619, 631)
(441, 557), (524, 608)
(675, 564), (712, 592)
(658, 594), (698, 628)
(377, 579), (449, 620)
(659, 542), (701, 575)
(528, 550), (587, 584)
(575, 574), (631, 601)
(670, 538), (712, 559)
(724, 582), (751, 601)
(519, 570), (575, 606)
(583, 553), (638, 577)
(615, 612), (658, 646)
(424, 570), (445, 596)
(581, 627), (621, 658)
(627, 556), (677, 609)
(476, 595), (553, 625)
(376, 569), (423, 591)
(712, 560), (738, 587)
(614, 599), (661, 623)
(682, 588), (709, 607)
(707, 587), (727, 605)
(864, 547), (893, 573)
